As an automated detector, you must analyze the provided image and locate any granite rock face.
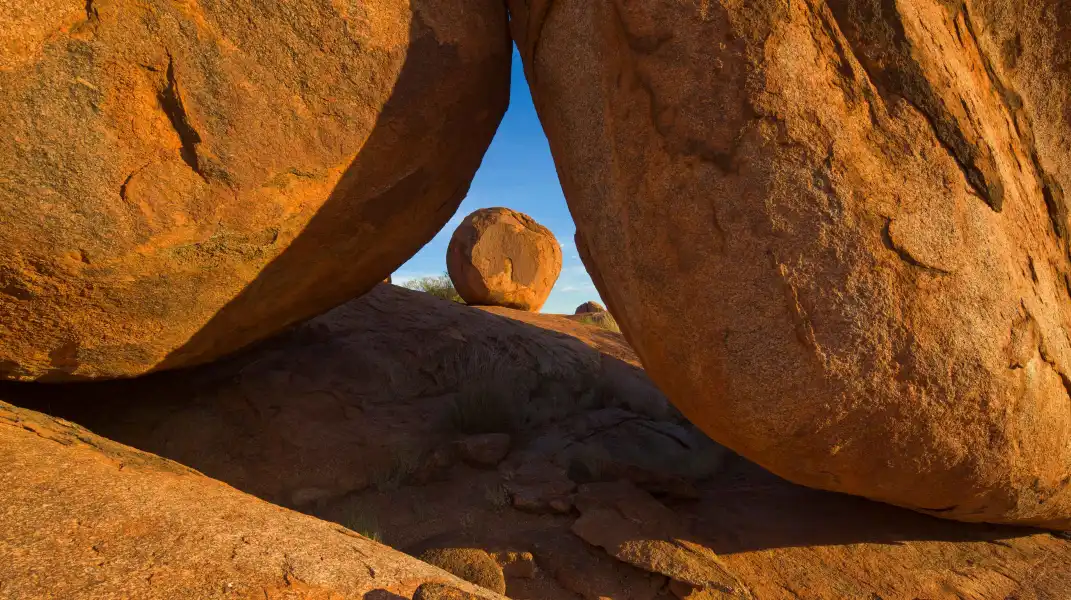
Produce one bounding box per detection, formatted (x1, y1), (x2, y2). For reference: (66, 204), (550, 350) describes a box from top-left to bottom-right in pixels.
(0, 401), (506, 600)
(509, 0), (1071, 527)
(0, 0), (511, 381)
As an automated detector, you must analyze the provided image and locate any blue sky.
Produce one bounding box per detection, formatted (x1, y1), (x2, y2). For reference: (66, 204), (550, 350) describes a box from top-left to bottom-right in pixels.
(393, 48), (600, 314)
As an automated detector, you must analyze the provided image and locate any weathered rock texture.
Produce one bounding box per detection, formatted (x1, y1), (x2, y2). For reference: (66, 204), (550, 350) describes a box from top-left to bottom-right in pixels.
(3, 285), (669, 509)
(6, 287), (1071, 599)
(509, 0), (1071, 527)
(417, 547), (507, 594)
(0, 401), (507, 600)
(572, 481), (748, 597)
(0, 0), (510, 381)
(447, 207), (563, 311)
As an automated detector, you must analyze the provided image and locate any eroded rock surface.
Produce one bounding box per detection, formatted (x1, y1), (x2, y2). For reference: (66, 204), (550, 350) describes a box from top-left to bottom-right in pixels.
(572, 481), (749, 598)
(0, 401), (505, 600)
(5, 287), (1071, 599)
(447, 207), (562, 311)
(2, 284), (665, 509)
(510, 0), (1071, 527)
(0, 0), (510, 381)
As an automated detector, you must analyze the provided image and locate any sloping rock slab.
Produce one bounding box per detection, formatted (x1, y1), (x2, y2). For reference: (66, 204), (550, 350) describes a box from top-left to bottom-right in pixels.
(572, 481), (750, 598)
(2, 285), (664, 509)
(0, 401), (506, 600)
(699, 456), (1071, 599)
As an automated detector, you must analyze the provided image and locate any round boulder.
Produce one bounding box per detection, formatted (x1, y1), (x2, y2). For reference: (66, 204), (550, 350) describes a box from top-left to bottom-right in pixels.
(0, 0), (510, 381)
(447, 208), (562, 311)
(417, 548), (506, 595)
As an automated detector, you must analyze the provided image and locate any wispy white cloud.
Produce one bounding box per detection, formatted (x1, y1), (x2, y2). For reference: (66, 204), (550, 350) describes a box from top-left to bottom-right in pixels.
(391, 271), (444, 286)
(558, 284), (597, 293)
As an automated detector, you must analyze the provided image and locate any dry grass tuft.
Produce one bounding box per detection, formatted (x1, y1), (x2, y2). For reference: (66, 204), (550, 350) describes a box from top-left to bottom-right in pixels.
(451, 378), (520, 435)
(342, 504), (382, 543)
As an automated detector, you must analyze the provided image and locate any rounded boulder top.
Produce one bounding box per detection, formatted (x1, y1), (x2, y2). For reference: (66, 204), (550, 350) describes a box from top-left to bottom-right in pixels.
(575, 301), (606, 315)
(447, 207), (562, 312)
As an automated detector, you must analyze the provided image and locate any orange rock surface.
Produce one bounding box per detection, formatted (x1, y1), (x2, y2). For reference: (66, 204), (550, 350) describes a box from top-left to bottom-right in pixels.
(0, 0), (510, 381)
(0, 400), (507, 600)
(4, 287), (1070, 599)
(510, 0), (1071, 527)
(448, 208), (562, 311)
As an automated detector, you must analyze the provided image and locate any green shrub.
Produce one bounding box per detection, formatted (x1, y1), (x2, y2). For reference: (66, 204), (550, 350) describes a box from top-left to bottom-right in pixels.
(403, 273), (464, 303)
(578, 312), (621, 333)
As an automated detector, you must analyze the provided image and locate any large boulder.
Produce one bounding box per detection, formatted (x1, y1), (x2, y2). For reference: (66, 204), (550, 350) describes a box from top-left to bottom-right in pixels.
(509, 0), (1071, 527)
(0, 0), (510, 381)
(447, 207), (562, 311)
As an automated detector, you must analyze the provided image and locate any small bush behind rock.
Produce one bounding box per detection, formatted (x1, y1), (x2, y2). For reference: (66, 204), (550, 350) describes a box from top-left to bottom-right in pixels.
(578, 311), (621, 333)
(404, 273), (464, 303)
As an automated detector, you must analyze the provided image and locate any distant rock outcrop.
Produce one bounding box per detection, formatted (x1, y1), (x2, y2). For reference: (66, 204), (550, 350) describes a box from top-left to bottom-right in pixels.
(0, 0), (510, 381)
(510, 0), (1071, 527)
(574, 301), (605, 315)
(447, 208), (562, 311)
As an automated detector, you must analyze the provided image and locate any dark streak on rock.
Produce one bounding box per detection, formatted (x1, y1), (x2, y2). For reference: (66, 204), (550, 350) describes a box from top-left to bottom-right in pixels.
(881, 218), (951, 275)
(85, 0), (99, 23)
(1037, 340), (1071, 402)
(158, 54), (206, 180)
(922, 504), (959, 513)
(1042, 178), (1068, 242)
(826, 0), (1004, 211)
(957, 5), (1070, 247)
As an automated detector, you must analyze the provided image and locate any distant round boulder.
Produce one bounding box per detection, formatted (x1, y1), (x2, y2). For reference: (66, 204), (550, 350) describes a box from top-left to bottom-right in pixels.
(447, 208), (562, 311)
(575, 301), (606, 315)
